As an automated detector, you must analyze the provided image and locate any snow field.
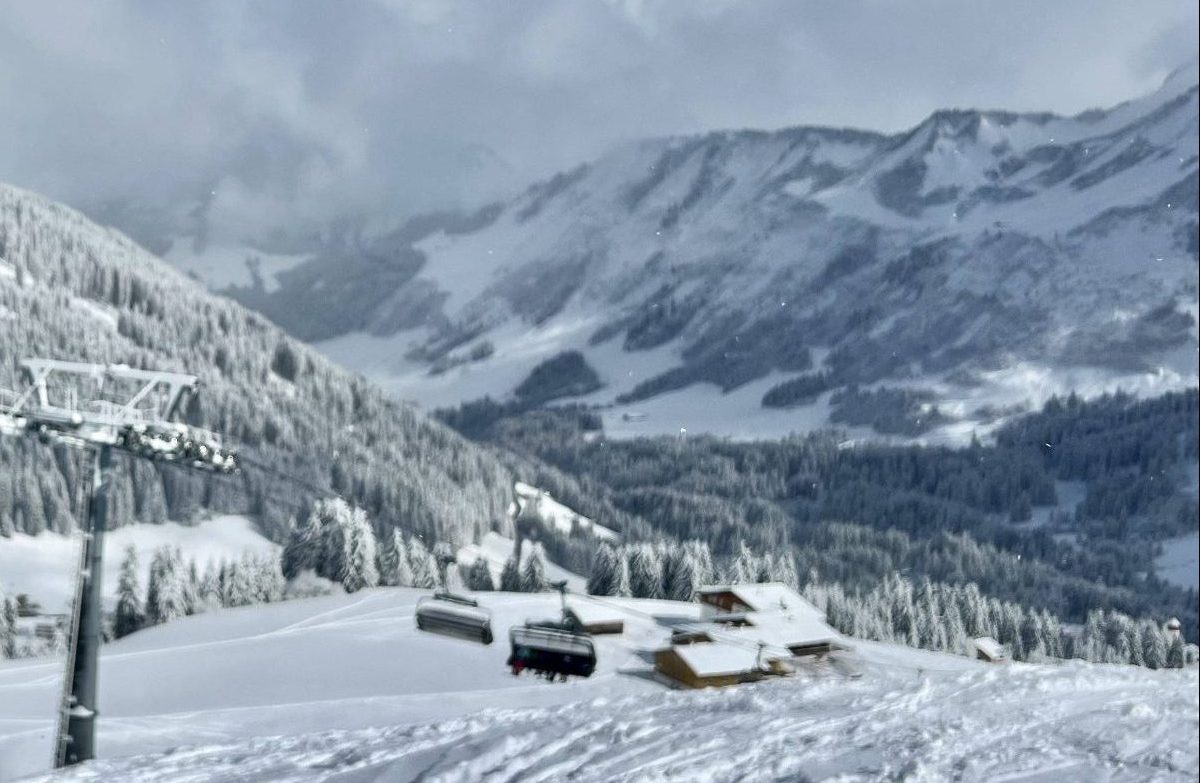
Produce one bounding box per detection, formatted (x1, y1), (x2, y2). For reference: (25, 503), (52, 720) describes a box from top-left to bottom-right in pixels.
(1, 587), (1195, 782)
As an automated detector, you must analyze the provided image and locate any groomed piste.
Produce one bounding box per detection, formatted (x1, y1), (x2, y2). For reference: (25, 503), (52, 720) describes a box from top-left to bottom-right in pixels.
(1, 587), (1196, 782)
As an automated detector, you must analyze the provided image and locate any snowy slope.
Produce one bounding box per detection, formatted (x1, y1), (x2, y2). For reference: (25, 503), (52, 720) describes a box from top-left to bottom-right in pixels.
(0, 516), (278, 614)
(1, 588), (1196, 782)
(241, 63), (1200, 443)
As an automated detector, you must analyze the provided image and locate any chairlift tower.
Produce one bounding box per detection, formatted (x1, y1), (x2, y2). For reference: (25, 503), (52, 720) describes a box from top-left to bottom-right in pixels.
(0, 359), (237, 768)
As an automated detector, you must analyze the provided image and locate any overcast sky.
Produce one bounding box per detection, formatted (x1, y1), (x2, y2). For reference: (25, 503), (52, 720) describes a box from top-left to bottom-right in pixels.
(1, 0), (1196, 246)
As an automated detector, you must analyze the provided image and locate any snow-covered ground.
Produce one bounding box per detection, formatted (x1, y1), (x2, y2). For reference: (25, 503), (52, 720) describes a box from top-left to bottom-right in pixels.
(1, 588), (1195, 782)
(455, 532), (586, 592)
(0, 516), (277, 614)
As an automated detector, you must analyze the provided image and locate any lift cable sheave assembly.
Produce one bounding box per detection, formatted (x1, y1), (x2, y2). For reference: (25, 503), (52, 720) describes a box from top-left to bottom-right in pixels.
(0, 359), (238, 769)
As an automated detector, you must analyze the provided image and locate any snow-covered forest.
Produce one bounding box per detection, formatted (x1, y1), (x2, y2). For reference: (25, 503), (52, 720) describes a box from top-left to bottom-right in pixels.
(0, 184), (514, 547)
(437, 390), (1200, 644)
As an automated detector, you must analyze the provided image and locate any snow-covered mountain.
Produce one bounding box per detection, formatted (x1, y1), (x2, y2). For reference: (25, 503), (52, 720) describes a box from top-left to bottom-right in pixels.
(0, 182), (516, 544)
(214, 63), (1199, 441)
(2, 588), (1195, 782)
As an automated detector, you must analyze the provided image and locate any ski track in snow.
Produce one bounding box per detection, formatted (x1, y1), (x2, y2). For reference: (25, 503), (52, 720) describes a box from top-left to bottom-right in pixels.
(20, 661), (1200, 783)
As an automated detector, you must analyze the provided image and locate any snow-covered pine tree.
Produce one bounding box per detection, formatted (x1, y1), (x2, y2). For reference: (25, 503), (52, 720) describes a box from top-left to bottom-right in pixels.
(614, 551), (632, 597)
(341, 507), (380, 593)
(258, 555), (287, 602)
(0, 590), (15, 659)
(771, 552), (799, 590)
(377, 529), (401, 586)
(198, 559), (221, 611)
(179, 550), (198, 616)
(408, 537), (438, 589)
(521, 547), (547, 592)
(144, 547), (167, 624)
(114, 544), (144, 638)
(728, 542), (758, 584)
(281, 513), (323, 579)
(1167, 634), (1185, 668)
(664, 547), (700, 602)
(151, 546), (188, 624)
(685, 540), (716, 585)
(393, 531), (415, 587)
(586, 544), (620, 596)
(224, 557), (257, 608)
(499, 554), (522, 592)
(1141, 621), (1168, 669)
(627, 544), (663, 599)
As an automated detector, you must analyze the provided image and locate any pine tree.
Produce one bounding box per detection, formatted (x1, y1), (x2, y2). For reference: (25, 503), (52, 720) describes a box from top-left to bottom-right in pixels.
(664, 547), (700, 602)
(148, 546), (187, 624)
(686, 541), (716, 585)
(408, 537), (438, 589)
(728, 542), (758, 584)
(587, 544), (620, 596)
(1166, 635), (1185, 668)
(197, 559), (221, 611)
(627, 544), (663, 599)
(114, 544), (144, 638)
(341, 507), (380, 593)
(499, 554), (522, 592)
(258, 555), (287, 602)
(521, 547), (547, 592)
(392, 531), (415, 588)
(1141, 622), (1168, 669)
(0, 591), (16, 659)
(771, 553), (799, 590)
(180, 551), (198, 616)
(378, 529), (401, 586)
(281, 513), (323, 579)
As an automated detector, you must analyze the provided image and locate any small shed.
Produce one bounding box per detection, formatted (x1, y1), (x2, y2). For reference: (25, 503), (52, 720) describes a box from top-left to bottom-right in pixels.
(655, 641), (786, 689)
(974, 636), (1008, 663)
(564, 601), (625, 635)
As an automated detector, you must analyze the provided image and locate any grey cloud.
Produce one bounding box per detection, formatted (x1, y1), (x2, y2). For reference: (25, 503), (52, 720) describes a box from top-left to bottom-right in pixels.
(0, 0), (1195, 248)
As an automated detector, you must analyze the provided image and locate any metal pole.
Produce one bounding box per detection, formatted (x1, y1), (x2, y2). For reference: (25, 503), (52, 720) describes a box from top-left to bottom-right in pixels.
(58, 444), (112, 767)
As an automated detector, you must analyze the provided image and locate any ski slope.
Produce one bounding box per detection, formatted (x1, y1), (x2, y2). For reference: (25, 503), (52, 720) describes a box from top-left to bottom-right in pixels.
(0, 516), (278, 614)
(1, 588), (1196, 782)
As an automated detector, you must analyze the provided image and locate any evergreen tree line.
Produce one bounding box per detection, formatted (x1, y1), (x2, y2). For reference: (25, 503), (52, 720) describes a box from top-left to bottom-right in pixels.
(586, 540), (797, 601)
(801, 572), (1190, 669)
(438, 391), (1199, 641)
(112, 544), (286, 639)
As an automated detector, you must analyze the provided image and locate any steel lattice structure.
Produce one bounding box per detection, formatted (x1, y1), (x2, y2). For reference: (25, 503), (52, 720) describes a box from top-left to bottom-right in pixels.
(0, 359), (237, 768)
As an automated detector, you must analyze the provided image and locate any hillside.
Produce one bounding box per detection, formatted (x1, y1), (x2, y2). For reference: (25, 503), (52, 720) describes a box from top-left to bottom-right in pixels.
(0, 183), (514, 545)
(208, 63), (1200, 441)
(1, 589), (1195, 782)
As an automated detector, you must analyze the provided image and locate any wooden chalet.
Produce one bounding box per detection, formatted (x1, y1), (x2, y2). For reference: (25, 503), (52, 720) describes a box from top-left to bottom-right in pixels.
(654, 641), (791, 689)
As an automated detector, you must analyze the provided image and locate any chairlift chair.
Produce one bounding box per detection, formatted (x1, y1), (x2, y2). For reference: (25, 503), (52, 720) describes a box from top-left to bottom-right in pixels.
(415, 591), (495, 645)
(506, 580), (597, 680)
(414, 547), (494, 644)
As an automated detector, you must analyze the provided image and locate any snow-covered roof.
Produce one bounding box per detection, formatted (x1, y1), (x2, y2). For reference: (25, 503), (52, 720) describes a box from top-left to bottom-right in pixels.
(697, 583), (825, 619)
(672, 641), (764, 678)
(974, 637), (1007, 659)
(564, 599), (625, 625)
(731, 611), (838, 649)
